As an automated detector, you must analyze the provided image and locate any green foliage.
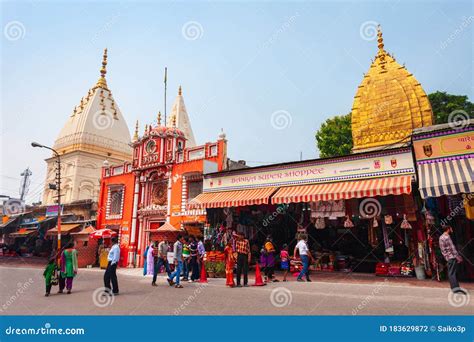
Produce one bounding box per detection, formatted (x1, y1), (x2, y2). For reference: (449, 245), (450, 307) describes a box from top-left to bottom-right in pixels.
(315, 113), (353, 158)
(428, 91), (474, 124)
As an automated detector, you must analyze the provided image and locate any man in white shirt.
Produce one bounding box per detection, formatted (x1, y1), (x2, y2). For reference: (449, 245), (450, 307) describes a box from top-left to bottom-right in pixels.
(104, 237), (120, 295)
(293, 235), (312, 282)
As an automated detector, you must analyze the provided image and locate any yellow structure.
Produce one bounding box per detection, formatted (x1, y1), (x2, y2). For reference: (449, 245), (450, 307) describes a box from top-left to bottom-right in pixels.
(351, 26), (433, 152)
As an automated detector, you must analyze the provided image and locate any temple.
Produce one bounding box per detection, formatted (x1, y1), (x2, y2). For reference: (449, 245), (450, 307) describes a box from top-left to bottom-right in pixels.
(351, 26), (433, 152)
(42, 49), (132, 205)
(96, 87), (227, 267)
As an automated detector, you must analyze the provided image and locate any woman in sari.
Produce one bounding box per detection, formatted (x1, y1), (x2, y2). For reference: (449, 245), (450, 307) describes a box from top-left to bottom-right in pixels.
(60, 241), (78, 294)
(145, 241), (155, 276)
(262, 235), (277, 282)
(224, 241), (235, 287)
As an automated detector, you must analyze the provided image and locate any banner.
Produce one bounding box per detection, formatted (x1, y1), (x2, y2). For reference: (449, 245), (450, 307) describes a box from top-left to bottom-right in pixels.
(204, 148), (415, 192)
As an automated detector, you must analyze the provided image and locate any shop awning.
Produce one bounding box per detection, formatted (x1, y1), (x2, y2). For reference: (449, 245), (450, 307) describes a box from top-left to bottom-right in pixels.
(9, 229), (37, 238)
(47, 223), (82, 236)
(418, 158), (474, 199)
(189, 187), (277, 209)
(271, 175), (412, 204)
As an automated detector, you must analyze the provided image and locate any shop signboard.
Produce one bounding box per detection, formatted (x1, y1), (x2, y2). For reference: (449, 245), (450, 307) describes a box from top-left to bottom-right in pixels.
(413, 126), (473, 162)
(204, 148), (415, 192)
(45, 205), (63, 217)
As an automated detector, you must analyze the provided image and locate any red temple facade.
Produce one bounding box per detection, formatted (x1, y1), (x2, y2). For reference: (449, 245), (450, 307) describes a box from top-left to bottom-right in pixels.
(96, 88), (228, 267)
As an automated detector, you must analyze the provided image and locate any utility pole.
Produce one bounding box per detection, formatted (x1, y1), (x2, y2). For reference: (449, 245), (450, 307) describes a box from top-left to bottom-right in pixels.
(19, 167), (32, 201)
(31, 142), (62, 252)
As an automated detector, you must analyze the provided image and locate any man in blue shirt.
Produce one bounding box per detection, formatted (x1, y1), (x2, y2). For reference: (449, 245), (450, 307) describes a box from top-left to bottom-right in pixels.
(104, 236), (120, 295)
(167, 235), (184, 288)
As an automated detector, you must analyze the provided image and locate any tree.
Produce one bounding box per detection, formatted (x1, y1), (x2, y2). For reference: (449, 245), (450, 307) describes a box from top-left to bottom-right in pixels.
(428, 91), (474, 124)
(315, 113), (353, 158)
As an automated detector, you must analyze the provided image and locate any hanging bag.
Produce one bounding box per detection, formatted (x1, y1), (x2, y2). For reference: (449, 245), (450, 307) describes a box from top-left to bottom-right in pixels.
(50, 267), (59, 286)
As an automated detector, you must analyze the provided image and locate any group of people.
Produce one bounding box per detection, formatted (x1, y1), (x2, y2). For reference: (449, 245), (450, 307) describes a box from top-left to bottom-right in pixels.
(42, 226), (466, 297)
(144, 235), (205, 288)
(43, 237), (121, 297)
(222, 233), (313, 287)
(43, 241), (78, 296)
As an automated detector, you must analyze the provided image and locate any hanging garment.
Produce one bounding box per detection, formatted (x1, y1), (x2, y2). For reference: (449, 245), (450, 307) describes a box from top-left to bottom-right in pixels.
(401, 214), (412, 229)
(382, 222), (393, 253)
(368, 219), (378, 247)
(315, 217), (326, 229)
(343, 216), (354, 228)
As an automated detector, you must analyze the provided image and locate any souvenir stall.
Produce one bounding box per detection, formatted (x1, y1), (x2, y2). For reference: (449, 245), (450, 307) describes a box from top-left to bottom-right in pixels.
(190, 147), (425, 277)
(90, 228), (118, 269)
(413, 122), (474, 280)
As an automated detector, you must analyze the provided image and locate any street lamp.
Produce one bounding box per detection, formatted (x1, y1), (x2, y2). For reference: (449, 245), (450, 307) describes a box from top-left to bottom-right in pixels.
(31, 142), (62, 252)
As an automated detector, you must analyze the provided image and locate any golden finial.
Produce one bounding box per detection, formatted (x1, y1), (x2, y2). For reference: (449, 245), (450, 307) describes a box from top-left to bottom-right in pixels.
(172, 115), (177, 127)
(178, 85), (182, 96)
(157, 111), (162, 126)
(144, 124), (149, 134)
(96, 48), (109, 90)
(377, 25), (384, 51)
(133, 120), (139, 142)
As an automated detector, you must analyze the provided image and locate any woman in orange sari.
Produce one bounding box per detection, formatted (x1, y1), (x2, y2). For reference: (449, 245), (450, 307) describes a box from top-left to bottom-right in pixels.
(224, 241), (235, 287)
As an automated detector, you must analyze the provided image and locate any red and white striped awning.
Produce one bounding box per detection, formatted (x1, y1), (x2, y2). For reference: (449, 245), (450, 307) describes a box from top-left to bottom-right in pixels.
(189, 187), (277, 209)
(271, 175), (412, 204)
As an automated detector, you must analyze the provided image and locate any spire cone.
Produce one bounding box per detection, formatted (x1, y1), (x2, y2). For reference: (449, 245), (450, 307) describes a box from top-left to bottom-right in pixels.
(96, 48), (109, 90)
(132, 120), (139, 142)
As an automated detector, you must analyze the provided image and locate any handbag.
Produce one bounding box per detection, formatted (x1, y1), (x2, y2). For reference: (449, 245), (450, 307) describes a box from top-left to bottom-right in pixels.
(400, 214), (412, 229)
(315, 217), (326, 229)
(50, 267), (59, 286)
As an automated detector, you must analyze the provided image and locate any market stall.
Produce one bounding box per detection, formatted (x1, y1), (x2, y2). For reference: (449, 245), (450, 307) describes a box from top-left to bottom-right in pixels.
(413, 122), (474, 280)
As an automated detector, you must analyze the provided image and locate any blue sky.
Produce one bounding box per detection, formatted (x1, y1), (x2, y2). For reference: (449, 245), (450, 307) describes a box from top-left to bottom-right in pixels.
(1, 0), (472, 203)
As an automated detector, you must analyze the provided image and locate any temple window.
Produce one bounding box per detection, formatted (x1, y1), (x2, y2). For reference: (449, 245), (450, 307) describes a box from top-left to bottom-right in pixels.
(106, 185), (124, 219)
(187, 180), (203, 202)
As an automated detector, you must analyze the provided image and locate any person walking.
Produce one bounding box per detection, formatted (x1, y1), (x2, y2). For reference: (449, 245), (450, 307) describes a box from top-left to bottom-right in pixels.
(144, 241), (154, 276)
(189, 236), (199, 282)
(43, 255), (57, 296)
(59, 242), (78, 294)
(235, 233), (251, 287)
(104, 236), (120, 295)
(56, 246), (66, 294)
(224, 241), (236, 287)
(261, 235), (277, 282)
(197, 237), (205, 274)
(280, 244), (290, 282)
(182, 237), (190, 281)
(294, 235), (312, 282)
(439, 225), (466, 294)
(152, 239), (171, 286)
(168, 235), (184, 288)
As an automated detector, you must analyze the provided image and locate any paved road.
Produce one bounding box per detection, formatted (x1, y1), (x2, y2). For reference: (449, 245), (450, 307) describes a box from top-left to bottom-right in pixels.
(0, 266), (472, 315)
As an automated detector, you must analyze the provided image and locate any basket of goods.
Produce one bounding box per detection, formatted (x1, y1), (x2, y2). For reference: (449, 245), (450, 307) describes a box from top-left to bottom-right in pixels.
(388, 263), (401, 277)
(375, 262), (389, 276)
(290, 258), (303, 273)
(400, 261), (414, 277)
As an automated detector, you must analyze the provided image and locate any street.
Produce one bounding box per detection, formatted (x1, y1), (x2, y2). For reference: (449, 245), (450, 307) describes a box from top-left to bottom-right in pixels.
(0, 265), (472, 315)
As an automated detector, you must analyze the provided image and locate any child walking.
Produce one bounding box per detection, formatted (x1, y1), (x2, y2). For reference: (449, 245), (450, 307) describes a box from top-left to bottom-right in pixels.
(280, 244), (290, 282)
(43, 257), (56, 296)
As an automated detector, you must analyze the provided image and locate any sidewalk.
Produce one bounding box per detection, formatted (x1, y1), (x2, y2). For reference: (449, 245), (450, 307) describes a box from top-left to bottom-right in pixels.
(2, 256), (472, 290)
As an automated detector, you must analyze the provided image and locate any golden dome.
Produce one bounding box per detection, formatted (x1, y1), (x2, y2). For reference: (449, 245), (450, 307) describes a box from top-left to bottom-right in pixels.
(351, 26), (433, 152)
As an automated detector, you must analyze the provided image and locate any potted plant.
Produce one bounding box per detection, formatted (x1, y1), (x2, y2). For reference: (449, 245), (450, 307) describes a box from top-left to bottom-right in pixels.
(205, 261), (216, 278)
